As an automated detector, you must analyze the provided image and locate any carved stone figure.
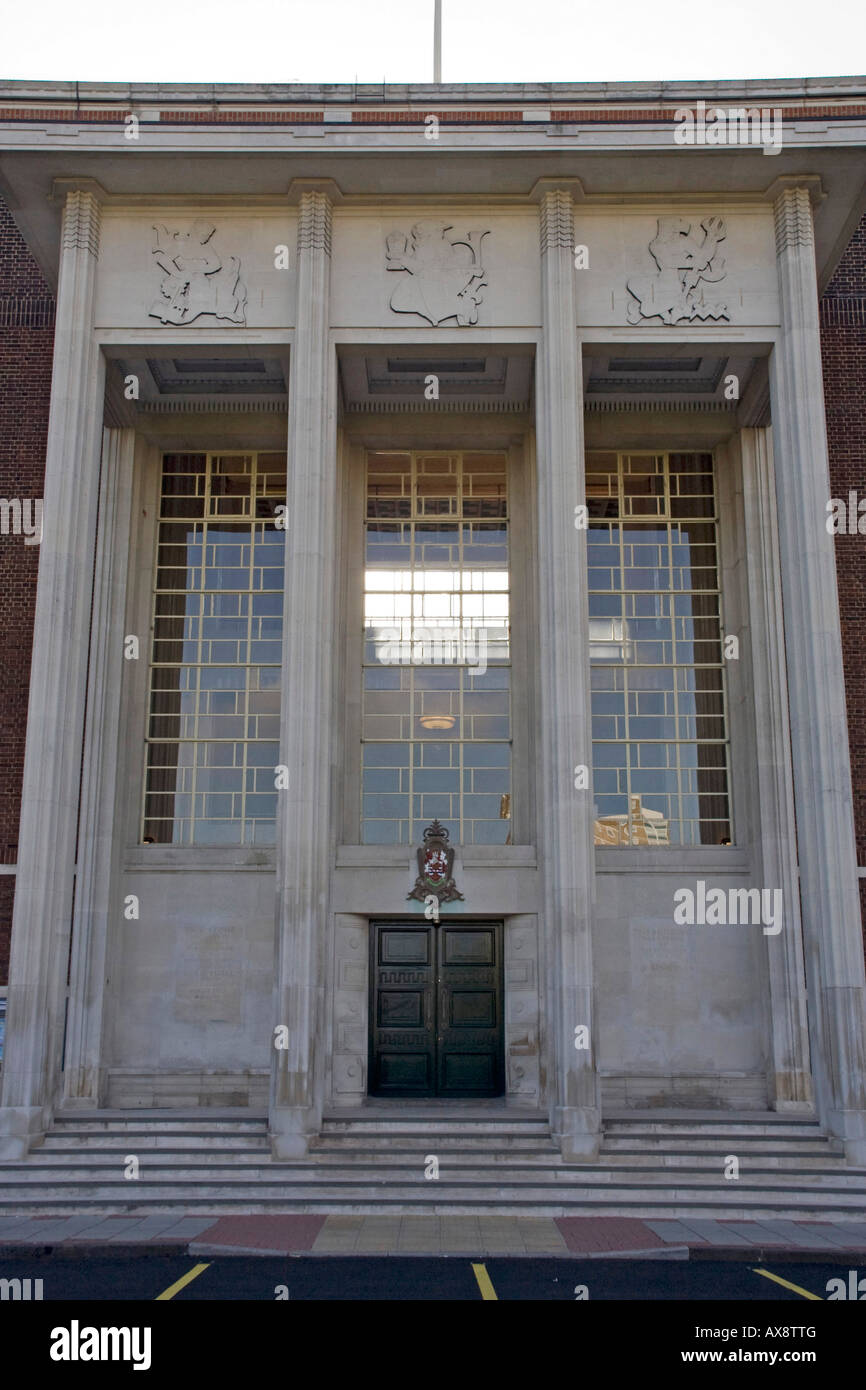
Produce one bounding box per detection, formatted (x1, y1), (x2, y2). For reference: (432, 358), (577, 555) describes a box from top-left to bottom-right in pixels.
(626, 216), (729, 325)
(386, 220), (490, 325)
(149, 220), (247, 325)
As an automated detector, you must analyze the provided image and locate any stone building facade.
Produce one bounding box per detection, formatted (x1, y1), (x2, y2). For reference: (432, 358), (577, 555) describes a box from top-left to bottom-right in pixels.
(0, 79), (864, 1170)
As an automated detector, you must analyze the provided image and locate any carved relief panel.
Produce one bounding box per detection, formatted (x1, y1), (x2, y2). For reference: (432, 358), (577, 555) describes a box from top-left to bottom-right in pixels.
(329, 212), (540, 328)
(93, 212), (297, 329)
(572, 211), (778, 328)
(149, 221), (247, 326)
(626, 216), (729, 325)
(385, 220), (490, 325)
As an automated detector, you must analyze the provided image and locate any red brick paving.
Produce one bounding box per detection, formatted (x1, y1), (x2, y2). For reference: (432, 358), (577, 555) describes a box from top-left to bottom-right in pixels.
(195, 1215), (326, 1252)
(554, 1217), (671, 1253)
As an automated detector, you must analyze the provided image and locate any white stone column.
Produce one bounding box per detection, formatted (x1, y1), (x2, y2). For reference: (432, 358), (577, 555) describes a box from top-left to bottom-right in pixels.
(62, 427), (136, 1107)
(0, 189), (105, 1158)
(535, 190), (601, 1159)
(738, 428), (812, 1110)
(270, 190), (337, 1158)
(769, 185), (866, 1164)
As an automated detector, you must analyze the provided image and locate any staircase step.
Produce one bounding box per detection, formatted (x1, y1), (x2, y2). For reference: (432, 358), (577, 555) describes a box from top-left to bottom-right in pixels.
(1, 1198), (864, 1220)
(310, 1149), (846, 1172)
(0, 1181), (864, 1215)
(603, 1122), (825, 1138)
(322, 1117), (553, 1128)
(48, 1119), (267, 1135)
(3, 1163), (864, 1189)
(38, 1128), (269, 1150)
(602, 1137), (841, 1153)
(8, 1149), (855, 1175)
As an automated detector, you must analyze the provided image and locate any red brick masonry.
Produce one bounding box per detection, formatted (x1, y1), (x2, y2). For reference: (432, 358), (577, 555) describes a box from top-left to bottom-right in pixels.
(0, 197), (53, 981)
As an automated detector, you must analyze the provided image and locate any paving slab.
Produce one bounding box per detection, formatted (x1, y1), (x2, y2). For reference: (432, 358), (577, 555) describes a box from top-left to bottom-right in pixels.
(645, 1219), (708, 1245)
(0, 1218), (39, 1237)
(17, 1216), (104, 1244)
(65, 1217), (155, 1243)
(822, 1221), (866, 1245)
(792, 1223), (864, 1250)
(0, 1217), (53, 1240)
(676, 1219), (754, 1247)
(129, 1216), (206, 1242)
(751, 1220), (841, 1249)
(148, 1217), (217, 1242)
(720, 1222), (792, 1246)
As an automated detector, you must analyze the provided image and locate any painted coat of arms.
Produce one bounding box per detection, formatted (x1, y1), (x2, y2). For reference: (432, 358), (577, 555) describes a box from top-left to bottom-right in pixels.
(626, 216), (728, 325)
(385, 220), (490, 325)
(407, 819), (464, 906)
(149, 220), (247, 326)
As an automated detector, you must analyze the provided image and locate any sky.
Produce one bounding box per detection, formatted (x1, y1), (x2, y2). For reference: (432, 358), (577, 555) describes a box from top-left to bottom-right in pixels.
(1, 0), (865, 85)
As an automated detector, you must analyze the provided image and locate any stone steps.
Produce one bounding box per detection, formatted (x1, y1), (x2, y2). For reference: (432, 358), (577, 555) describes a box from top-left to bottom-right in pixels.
(1, 1109), (863, 1219)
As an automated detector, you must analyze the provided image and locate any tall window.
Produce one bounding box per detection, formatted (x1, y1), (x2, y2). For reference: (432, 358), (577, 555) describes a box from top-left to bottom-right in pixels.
(362, 451), (511, 845)
(142, 452), (286, 846)
(587, 451), (731, 846)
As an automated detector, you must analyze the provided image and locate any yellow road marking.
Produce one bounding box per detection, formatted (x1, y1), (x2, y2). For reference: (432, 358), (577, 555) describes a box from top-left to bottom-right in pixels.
(155, 1262), (211, 1301)
(472, 1262), (498, 1300)
(752, 1267), (822, 1301)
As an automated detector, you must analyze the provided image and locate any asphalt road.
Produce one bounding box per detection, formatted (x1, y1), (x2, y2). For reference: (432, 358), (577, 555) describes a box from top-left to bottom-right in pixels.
(0, 1253), (856, 1300)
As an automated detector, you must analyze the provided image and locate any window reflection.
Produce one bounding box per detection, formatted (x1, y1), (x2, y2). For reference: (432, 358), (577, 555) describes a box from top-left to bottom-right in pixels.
(143, 452), (286, 846)
(362, 452), (511, 845)
(588, 453), (731, 846)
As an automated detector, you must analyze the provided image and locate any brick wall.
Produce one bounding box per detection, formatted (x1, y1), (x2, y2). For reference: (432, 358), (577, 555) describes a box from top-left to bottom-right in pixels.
(820, 212), (866, 956)
(0, 195), (54, 983)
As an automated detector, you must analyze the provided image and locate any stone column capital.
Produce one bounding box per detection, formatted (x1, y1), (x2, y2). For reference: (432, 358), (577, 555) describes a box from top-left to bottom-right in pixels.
(60, 188), (102, 259)
(286, 176), (344, 208)
(296, 189), (333, 257)
(50, 176), (109, 207)
(772, 185), (814, 257)
(539, 188), (575, 256)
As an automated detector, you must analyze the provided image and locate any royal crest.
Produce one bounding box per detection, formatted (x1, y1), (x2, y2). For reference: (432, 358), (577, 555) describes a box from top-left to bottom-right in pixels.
(385, 220), (490, 326)
(407, 819), (464, 906)
(626, 216), (728, 325)
(149, 220), (247, 326)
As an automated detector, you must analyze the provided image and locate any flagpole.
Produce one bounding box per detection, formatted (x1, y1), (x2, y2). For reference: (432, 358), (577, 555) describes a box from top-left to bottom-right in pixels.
(434, 0), (442, 83)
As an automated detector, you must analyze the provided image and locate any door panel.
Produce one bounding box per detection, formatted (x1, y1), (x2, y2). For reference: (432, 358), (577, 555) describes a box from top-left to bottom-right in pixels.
(370, 926), (434, 1096)
(437, 924), (502, 1096)
(369, 921), (503, 1098)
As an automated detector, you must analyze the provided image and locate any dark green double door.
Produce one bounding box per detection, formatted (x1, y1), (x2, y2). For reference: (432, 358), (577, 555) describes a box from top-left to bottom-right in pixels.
(369, 921), (504, 1098)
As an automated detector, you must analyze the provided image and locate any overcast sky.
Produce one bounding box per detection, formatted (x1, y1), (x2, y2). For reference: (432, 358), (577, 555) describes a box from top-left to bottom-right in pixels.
(2, 0), (864, 85)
